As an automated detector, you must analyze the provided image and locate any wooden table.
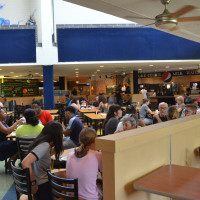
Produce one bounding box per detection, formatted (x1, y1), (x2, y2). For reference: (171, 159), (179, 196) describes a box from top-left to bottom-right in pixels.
(134, 165), (200, 200)
(84, 113), (107, 133)
(79, 108), (100, 113)
(45, 109), (58, 114)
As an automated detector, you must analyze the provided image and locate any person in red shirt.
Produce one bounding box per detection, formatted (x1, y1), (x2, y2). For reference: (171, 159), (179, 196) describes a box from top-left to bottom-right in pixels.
(32, 101), (53, 125)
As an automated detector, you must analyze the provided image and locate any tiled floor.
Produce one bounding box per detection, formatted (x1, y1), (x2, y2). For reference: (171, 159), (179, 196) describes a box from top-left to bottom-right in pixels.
(0, 162), (13, 199)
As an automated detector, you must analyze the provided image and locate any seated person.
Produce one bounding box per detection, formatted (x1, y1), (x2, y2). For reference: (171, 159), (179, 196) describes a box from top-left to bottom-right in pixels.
(184, 93), (193, 104)
(103, 105), (122, 135)
(184, 104), (197, 117)
(139, 99), (153, 125)
(66, 127), (102, 200)
(71, 97), (81, 112)
(98, 95), (108, 113)
(16, 108), (44, 137)
(108, 93), (116, 105)
(32, 100), (53, 125)
(153, 102), (168, 124)
(115, 116), (137, 133)
(93, 95), (99, 107)
(115, 105), (145, 132)
(0, 108), (24, 171)
(123, 94), (132, 106)
(63, 106), (83, 149)
(167, 106), (179, 120)
(176, 96), (185, 116)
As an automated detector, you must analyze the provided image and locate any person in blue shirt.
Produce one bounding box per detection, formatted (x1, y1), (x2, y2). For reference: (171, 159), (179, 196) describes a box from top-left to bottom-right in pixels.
(63, 106), (83, 149)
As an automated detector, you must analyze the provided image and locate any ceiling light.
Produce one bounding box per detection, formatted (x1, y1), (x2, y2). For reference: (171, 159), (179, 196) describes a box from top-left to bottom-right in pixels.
(138, 69), (142, 71)
(54, 80), (57, 82)
(96, 70), (100, 72)
(179, 68), (183, 70)
(0, 69), (2, 70)
(40, 80), (43, 82)
(92, 74), (95, 76)
(100, 66), (104, 68)
(149, 65), (154, 67)
(75, 68), (79, 70)
(41, 75), (43, 77)
(10, 72), (14, 73)
(35, 73), (39, 74)
(165, 66), (170, 68)
(76, 81), (79, 84)
(75, 72), (79, 73)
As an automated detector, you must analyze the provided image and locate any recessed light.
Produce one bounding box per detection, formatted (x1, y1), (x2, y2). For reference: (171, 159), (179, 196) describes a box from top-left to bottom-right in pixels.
(35, 73), (39, 74)
(149, 65), (154, 67)
(100, 66), (104, 68)
(96, 70), (100, 72)
(179, 68), (183, 70)
(40, 80), (43, 82)
(41, 75), (43, 77)
(165, 66), (170, 68)
(10, 72), (14, 73)
(75, 72), (79, 73)
(92, 74), (95, 76)
(0, 69), (2, 70)
(75, 68), (79, 70)
(138, 69), (142, 71)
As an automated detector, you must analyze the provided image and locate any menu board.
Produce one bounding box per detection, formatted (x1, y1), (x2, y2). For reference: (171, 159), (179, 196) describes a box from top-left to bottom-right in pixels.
(1, 79), (39, 97)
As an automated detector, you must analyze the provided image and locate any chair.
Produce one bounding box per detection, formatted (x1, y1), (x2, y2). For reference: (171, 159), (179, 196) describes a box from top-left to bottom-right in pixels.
(11, 160), (33, 200)
(0, 136), (16, 173)
(47, 169), (79, 200)
(16, 137), (35, 162)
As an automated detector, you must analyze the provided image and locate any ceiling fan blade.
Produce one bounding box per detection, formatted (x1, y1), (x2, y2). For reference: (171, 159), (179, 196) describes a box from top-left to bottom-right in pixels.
(170, 5), (196, 18)
(178, 16), (200, 22)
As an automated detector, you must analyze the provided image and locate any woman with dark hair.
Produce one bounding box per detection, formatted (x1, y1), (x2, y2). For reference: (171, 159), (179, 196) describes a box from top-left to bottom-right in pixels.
(66, 127), (102, 200)
(103, 104), (122, 135)
(0, 108), (24, 170)
(98, 95), (108, 113)
(71, 97), (81, 111)
(21, 121), (64, 200)
(16, 108), (44, 137)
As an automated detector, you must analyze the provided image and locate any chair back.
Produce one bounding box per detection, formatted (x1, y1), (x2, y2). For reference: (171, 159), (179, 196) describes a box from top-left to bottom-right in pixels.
(11, 160), (33, 200)
(16, 137), (35, 162)
(47, 169), (78, 200)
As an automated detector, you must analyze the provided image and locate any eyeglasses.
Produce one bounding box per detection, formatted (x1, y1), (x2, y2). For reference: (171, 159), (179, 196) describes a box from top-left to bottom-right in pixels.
(159, 107), (167, 110)
(184, 110), (193, 113)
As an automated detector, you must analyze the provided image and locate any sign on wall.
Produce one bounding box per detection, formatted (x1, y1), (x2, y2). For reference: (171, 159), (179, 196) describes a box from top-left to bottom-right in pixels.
(138, 70), (200, 78)
(1, 79), (39, 97)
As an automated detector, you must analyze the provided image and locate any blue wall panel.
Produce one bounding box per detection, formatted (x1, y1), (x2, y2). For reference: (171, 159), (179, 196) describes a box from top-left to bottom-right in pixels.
(57, 28), (200, 62)
(0, 29), (36, 63)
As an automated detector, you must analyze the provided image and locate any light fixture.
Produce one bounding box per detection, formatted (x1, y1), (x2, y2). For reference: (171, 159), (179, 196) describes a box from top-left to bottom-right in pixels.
(165, 66), (170, 68)
(75, 72), (79, 73)
(100, 66), (104, 68)
(76, 81), (79, 84)
(75, 68), (79, 70)
(179, 68), (183, 70)
(10, 72), (14, 73)
(138, 69), (142, 71)
(149, 65), (154, 67)
(167, 84), (170, 89)
(35, 73), (39, 74)
(0, 69), (2, 70)
(97, 70), (100, 72)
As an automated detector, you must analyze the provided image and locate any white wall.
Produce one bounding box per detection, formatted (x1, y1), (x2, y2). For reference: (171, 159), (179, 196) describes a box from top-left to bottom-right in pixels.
(0, 0), (31, 25)
(54, 0), (134, 24)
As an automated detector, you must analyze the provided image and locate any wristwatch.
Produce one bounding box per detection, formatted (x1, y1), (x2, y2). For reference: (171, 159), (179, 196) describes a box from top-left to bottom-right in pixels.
(31, 180), (37, 186)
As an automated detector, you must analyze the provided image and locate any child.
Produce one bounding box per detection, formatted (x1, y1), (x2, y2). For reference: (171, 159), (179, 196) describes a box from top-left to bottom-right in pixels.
(66, 127), (102, 200)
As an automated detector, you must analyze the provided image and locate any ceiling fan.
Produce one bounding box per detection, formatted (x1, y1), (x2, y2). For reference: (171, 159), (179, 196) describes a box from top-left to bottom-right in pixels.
(126, 0), (200, 31)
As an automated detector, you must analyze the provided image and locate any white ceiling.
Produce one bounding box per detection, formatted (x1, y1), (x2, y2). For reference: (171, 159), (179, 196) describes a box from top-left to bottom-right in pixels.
(1, 0), (200, 79)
